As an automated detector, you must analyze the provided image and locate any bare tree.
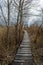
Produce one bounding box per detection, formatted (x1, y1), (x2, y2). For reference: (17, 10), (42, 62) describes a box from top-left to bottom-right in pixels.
(7, 0), (10, 49)
(0, 5), (7, 26)
(12, 0), (32, 44)
(0, 0), (32, 45)
(0, 0), (12, 49)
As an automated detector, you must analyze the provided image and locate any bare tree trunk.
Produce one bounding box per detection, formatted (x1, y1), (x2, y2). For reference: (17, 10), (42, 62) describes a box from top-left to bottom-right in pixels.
(7, 0), (10, 50)
(0, 5), (7, 26)
(19, 0), (24, 43)
(15, 0), (21, 44)
(15, 11), (19, 45)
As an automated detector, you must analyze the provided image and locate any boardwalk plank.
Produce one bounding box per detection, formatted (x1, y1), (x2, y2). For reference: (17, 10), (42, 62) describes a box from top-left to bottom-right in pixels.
(12, 31), (33, 65)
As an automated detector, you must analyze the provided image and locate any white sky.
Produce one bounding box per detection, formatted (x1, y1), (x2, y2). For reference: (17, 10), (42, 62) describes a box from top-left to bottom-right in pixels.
(28, 0), (43, 26)
(39, 0), (43, 8)
(0, 0), (43, 25)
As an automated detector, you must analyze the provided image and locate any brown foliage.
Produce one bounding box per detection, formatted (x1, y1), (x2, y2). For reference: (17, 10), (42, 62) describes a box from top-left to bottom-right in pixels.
(0, 26), (24, 65)
(27, 25), (43, 65)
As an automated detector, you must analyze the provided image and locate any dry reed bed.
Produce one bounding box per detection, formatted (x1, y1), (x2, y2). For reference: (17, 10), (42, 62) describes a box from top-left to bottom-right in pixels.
(27, 25), (43, 65)
(0, 26), (24, 65)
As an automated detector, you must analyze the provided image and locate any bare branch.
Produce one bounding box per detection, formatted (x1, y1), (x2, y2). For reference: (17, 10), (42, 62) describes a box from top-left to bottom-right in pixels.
(12, 3), (18, 10)
(14, 0), (19, 6)
(0, 5), (7, 26)
(9, 0), (12, 5)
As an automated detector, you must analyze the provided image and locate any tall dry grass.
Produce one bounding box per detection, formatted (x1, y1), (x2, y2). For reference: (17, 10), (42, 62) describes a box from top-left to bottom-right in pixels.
(0, 26), (24, 65)
(27, 25), (43, 65)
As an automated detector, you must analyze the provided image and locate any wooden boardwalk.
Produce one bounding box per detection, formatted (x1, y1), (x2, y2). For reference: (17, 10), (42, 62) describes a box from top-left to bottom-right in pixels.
(12, 31), (33, 65)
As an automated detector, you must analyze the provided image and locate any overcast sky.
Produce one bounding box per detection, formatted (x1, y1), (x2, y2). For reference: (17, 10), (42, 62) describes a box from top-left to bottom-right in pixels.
(28, 0), (43, 26)
(0, 0), (43, 26)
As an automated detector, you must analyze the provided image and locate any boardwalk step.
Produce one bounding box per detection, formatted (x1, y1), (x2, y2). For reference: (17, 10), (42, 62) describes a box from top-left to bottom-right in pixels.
(14, 59), (33, 63)
(16, 54), (32, 56)
(20, 43), (30, 44)
(18, 48), (31, 51)
(20, 44), (30, 47)
(15, 55), (32, 58)
(12, 31), (33, 65)
(13, 62), (33, 65)
(22, 42), (30, 43)
(18, 49), (31, 52)
(14, 59), (25, 63)
(20, 46), (31, 48)
(15, 57), (32, 60)
(17, 51), (32, 54)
